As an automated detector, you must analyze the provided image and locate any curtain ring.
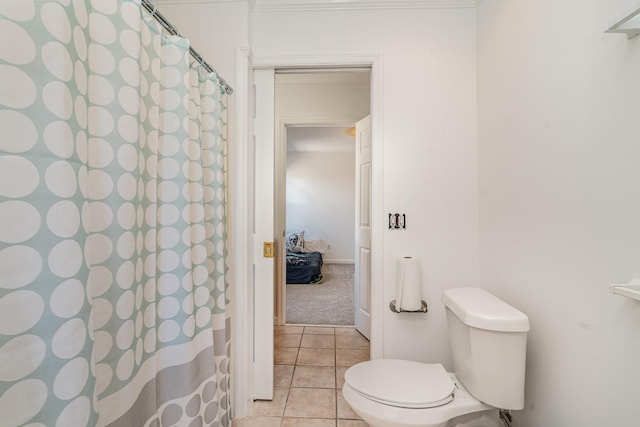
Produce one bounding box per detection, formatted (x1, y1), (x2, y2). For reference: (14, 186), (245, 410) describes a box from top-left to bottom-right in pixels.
(149, 3), (157, 18)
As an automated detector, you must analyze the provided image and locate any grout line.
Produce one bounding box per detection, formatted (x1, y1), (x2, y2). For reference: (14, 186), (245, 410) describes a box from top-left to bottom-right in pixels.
(272, 326), (370, 426)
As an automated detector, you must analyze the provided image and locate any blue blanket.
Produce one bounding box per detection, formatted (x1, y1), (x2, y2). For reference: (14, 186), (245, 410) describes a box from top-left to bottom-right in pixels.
(286, 252), (323, 284)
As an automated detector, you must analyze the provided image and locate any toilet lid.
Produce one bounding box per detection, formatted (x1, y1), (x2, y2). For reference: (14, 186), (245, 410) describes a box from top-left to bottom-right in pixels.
(344, 359), (455, 409)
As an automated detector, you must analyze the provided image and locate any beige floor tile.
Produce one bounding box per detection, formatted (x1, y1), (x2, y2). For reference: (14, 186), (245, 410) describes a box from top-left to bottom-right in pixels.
(275, 364), (295, 388)
(304, 326), (335, 335)
(334, 327), (358, 336)
(275, 347), (299, 365)
(297, 348), (335, 366)
(250, 387), (289, 417)
(335, 350), (369, 367)
(284, 388), (336, 418)
(275, 333), (302, 348)
(277, 325), (305, 334)
(336, 390), (361, 420)
(301, 334), (335, 349)
(233, 416), (283, 427)
(337, 420), (368, 427)
(335, 366), (348, 389)
(292, 365), (336, 388)
(282, 418), (336, 427)
(240, 324), (372, 425)
(335, 334), (369, 350)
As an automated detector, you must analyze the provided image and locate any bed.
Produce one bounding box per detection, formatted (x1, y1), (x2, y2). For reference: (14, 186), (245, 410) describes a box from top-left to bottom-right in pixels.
(286, 252), (323, 284)
(285, 231), (327, 284)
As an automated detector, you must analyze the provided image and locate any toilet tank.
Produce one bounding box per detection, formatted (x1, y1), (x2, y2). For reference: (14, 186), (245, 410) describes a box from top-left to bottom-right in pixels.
(442, 287), (530, 410)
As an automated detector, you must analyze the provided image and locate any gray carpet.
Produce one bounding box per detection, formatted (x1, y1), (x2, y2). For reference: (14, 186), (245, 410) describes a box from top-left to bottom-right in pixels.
(286, 264), (354, 326)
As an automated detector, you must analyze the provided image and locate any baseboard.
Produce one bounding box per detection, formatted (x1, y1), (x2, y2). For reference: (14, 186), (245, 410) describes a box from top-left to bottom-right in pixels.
(324, 259), (355, 265)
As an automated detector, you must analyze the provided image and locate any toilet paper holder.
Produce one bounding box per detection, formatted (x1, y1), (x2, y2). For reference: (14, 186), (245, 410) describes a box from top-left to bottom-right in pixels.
(389, 299), (428, 313)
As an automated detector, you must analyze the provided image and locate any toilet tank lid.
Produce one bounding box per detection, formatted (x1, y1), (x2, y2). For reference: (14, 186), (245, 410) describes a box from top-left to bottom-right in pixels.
(442, 287), (530, 332)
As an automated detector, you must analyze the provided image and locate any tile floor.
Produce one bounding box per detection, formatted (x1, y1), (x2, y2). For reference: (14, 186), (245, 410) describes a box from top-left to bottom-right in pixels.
(233, 325), (371, 427)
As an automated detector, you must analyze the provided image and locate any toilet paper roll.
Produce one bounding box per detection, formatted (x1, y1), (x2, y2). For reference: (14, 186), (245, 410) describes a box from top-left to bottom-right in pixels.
(395, 257), (422, 311)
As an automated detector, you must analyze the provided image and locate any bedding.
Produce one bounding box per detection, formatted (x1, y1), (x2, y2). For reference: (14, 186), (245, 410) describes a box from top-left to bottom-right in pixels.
(286, 251), (323, 284)
(301, 237), (328, 254)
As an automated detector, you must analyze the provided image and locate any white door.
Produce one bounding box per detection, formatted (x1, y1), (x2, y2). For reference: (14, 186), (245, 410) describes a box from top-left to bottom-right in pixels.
(253, 69), (275, 400)
(354, 115), (372, 339)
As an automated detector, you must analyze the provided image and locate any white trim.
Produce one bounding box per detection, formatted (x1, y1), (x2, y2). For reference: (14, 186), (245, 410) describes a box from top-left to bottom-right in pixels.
(254, 0), (478, 12)
(230, 46), (253, 419)
(368, 54), (384, 360)
(279, 117), (361, 127)
(232, 53), (384, 419)
(154, 0), (478, 10)
(252, 53), (383, 69)
(255, 52), (385, 362)
(252, 68), (276, 400)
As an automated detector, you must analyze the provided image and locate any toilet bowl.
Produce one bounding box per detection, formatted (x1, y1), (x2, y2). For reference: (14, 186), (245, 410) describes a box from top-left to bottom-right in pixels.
(342, 359), (494, 427)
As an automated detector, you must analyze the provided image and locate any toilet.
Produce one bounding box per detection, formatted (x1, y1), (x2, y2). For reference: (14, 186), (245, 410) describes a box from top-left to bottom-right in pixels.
(342, 287), (530, 427)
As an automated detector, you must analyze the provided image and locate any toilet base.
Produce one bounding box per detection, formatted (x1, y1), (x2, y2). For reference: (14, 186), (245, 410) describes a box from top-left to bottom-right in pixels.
(447, 410), (502, 427)
(342, 374), (494, 427)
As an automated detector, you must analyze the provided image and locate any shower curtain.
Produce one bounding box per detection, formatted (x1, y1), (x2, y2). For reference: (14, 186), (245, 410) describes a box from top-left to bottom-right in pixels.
(0, 1), (230, 426)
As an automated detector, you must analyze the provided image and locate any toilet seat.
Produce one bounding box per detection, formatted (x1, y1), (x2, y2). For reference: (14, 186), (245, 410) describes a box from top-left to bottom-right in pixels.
(344, 359), (455, 409)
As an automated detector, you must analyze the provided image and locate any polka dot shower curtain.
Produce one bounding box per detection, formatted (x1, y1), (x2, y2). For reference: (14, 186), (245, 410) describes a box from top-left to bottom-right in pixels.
(0, 1), (230, 426)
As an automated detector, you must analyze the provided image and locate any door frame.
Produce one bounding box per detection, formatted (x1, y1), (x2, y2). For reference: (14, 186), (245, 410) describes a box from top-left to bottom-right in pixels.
(275, 118), (363, 326)
(231, 47), (253, 419)
(231, 51), (384, 419)
(252, 68), (276, 401)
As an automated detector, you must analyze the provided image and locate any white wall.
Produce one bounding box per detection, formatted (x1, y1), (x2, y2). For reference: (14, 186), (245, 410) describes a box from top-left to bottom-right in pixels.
(477, 1), (640, 425)
(287, 148), (356, 262)
(255, 8), (479, 363)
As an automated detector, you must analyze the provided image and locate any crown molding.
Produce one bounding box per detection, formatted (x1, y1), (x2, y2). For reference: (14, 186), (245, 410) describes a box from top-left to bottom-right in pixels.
(151, 0), (478, 11)
(254, 0), (478, 13)
(251, 52), (382, 69)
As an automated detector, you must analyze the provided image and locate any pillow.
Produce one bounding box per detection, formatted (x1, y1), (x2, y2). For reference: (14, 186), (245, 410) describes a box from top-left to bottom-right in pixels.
(286, 231), (305, 252)
(302, 237), (329, 254)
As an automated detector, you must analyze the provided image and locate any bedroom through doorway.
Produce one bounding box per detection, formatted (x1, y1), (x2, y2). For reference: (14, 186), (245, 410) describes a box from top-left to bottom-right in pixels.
(285, 126), (357, 325)
(274, 70), (371, 327)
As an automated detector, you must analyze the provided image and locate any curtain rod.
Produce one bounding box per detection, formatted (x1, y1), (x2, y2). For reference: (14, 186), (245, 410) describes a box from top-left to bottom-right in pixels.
(141, 0), (233, 95)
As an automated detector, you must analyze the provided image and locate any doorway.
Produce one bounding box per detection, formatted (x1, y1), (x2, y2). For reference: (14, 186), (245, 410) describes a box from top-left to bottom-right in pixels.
(273, 70), (371, 329)
(250, 57), (384, 402)
(284, 126), (357, 326)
